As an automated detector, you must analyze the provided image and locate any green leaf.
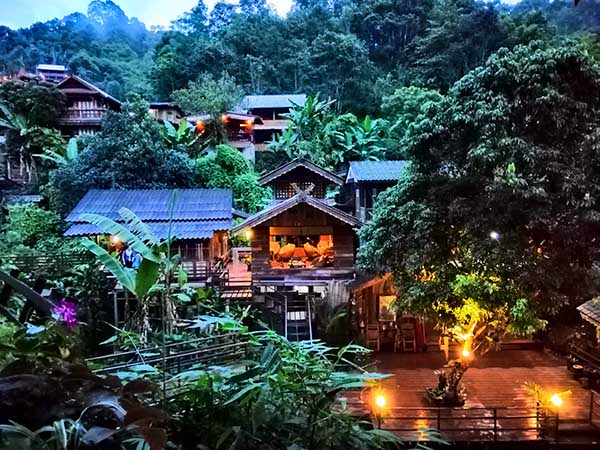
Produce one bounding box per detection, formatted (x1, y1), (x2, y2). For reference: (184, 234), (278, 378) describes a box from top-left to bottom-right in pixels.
(134, 259), (160, 299)
(80, 239), (136, 295)
(79, 213), (159, 263)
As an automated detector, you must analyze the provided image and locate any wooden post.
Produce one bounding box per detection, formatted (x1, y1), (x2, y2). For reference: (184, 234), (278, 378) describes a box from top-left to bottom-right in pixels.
(493, 408), (498, 441)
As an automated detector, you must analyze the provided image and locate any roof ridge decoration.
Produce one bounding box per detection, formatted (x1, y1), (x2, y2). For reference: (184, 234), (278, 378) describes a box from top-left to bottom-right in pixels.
(259, 158), (344, 186)
(232, 192), (363, 233)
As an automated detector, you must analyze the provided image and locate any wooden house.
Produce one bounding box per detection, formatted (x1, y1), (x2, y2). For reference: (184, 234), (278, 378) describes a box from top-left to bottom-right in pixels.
(346, 160), (409, 222)
(259, 158), (344, 202)
(149, 102), (183, 123)
(240, 94), (306, 152)
(233, 190), (362, 287)
(35, 64), (67, 83)
(64, 189), (233, 269)
(56, 75), (121, 137)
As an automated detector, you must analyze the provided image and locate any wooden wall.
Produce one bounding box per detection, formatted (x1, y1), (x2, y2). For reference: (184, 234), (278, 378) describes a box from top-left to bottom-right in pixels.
(251, 203), (357, 286)
(269, 167), (327, 200)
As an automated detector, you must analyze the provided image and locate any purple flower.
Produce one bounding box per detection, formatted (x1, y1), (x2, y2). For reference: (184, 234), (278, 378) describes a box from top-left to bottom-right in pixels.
(52, 300), (78, 330)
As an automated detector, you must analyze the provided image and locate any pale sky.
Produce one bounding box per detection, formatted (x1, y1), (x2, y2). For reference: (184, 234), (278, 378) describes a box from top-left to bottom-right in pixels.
(1, 0), (294, 29)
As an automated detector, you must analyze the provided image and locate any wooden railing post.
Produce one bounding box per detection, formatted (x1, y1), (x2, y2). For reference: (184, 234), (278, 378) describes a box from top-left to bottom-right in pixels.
(590, 391), (595, 424)
(493, 408), (498, 441)
(437, 407), (441, 432)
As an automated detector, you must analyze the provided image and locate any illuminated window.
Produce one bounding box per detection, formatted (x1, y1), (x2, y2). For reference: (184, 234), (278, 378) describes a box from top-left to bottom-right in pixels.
(269, 227), (334, 269)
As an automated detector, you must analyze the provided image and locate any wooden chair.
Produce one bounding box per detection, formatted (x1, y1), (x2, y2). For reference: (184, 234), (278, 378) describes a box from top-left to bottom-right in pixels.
(366, 324), (380, 351)
(400, 323), (417, 352)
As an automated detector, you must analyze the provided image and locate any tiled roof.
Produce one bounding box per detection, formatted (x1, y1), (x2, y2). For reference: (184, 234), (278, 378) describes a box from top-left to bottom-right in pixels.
(346, 160), (410, 183)
(578, 298), (600, 326)
(65, 220), (231, 240)
(241, 94), (307, 110)
(232, 191), (363, 233)
(66, 189), (232, 223)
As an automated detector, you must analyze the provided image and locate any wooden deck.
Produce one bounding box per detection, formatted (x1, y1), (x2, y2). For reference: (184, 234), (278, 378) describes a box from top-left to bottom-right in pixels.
(342, 349), (600, 443)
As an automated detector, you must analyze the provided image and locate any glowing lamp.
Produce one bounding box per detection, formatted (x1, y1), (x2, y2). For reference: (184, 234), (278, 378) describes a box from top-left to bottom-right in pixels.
(489, 231), (500, 240)
(375, 394), (387, 409)
(195, 120), (205, 133)
(111, 235), (121, 245)
(462, 349), (471, 358)
(550, 393), (563, 407)
(244, 229), (253, 241)
(222, 114), (228, 123)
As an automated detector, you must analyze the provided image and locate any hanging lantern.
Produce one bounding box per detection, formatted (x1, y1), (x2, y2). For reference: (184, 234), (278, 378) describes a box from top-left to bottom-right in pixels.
(195, 120), (205, 133)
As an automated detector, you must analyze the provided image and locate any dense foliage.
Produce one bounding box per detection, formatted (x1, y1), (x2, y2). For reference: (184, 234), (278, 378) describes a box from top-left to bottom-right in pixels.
(2, 0), (598, 111)
(359, 41), (600, 401)
(196, 144), (272, 213)
(46, 98), (195, 215)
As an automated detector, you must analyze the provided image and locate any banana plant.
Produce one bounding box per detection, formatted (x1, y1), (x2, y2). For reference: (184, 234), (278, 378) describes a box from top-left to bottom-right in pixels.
(162, 119), (200, 151)
(79, 207), (166, 300)
(35, 138), (80, 166)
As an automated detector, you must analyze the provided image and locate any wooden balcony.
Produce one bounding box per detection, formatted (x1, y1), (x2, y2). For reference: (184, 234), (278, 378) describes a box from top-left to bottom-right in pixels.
(59, 108), (108, 125)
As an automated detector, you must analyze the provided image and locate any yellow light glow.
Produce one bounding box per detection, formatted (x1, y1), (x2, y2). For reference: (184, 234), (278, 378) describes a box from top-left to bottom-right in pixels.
(222, 114), (228, 123)
(550, 393), (563, 407)
(375, 394), (386, 408)
(111, 235), (121, 245)
(462, 349), (471, 358)
(244, 229), (253, 240)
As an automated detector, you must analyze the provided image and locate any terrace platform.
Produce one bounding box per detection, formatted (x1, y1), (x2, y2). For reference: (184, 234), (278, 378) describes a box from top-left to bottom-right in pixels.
(347, 349), (600, 444)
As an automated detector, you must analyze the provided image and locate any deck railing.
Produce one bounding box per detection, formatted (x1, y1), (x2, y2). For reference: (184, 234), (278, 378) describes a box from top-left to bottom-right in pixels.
(371, 405), (559, 442)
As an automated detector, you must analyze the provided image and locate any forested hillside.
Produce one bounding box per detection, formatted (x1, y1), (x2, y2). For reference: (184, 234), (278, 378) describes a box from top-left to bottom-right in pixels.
(1, 0), (599, 113)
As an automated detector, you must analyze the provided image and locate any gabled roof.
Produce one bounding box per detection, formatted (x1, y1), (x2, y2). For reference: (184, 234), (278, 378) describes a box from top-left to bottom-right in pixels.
(259, 158), (344, 186)
(232, 191), (363, 233)
(65, 189), (233, 239)
(346, 160), (410, 183)
(56, 75), (121, 106)
(241, 94), (307, 110)
(66, 189), (232, 223)
(578, 298), (600, 327)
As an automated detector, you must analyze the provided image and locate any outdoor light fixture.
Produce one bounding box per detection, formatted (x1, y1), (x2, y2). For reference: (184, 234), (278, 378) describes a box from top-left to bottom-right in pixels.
(245, 229), (253, 240)
(462, 349), (471, 358)
(489, 231), (500, 240)
(222, 114), (228, 123)
(111, 235), (121, 245)
(550, 393), (563, 407)
(375, 394), (387, 409)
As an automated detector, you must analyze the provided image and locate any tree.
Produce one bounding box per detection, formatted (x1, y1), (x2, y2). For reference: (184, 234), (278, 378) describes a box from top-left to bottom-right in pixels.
(408, 0), (505, 90)
(360, 42), (600, 403)
(381, 86), (445, 158)
(195, 145), (271, 213)
(46, 98), (195, 215)
(209, 1), (237, 34)
(239, 0), (269, 16)
(172, 0), (209, 36)
(307, 31), (378, 113)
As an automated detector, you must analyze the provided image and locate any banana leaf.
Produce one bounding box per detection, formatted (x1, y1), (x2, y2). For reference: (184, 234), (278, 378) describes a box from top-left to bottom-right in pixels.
(80, 239), (136, 295)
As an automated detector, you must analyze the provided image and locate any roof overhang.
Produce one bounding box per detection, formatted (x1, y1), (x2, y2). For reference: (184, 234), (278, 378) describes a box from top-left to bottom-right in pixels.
(259, 158), (344, 186)
(232, 192), (363, 234)
(578, 298), (600, 328)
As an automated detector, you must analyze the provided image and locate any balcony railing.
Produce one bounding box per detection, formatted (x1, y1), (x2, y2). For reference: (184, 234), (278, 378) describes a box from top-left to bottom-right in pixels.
(60, 108), (108, 123)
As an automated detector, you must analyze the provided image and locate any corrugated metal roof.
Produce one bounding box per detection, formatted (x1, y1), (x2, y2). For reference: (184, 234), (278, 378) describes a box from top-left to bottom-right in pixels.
(241, 94), (307, 110)
(578, 298), (600, 326)
(65, 220), (231, 239)
(66, 189), (232, 223)
(346, 160), (410, 183)
(36, 64), (65, 71)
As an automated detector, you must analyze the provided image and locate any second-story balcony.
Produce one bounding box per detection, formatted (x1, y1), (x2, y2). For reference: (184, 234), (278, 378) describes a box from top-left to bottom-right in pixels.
(59, 108), (108, 125)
